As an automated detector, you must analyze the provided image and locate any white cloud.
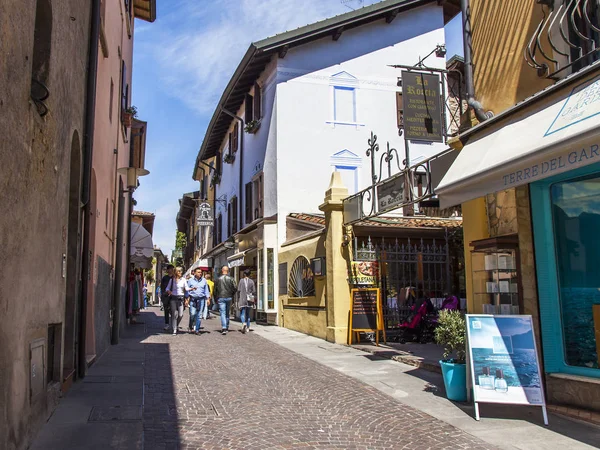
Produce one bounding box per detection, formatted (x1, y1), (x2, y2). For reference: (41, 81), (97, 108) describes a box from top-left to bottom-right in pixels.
(145, 0), (378, 114)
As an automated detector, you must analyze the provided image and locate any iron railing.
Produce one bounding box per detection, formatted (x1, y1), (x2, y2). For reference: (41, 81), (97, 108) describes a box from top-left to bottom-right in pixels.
(526, 0), (600, 78)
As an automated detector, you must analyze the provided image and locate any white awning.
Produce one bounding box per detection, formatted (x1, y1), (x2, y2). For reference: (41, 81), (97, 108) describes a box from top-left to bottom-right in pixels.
(130, 222), (153, 268)
(227, 249), (254, 268)
(184, 258), (210, 277)
(436, 76), (600, 208)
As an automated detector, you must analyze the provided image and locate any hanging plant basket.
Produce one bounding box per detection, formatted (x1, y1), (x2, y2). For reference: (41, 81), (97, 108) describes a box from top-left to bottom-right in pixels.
(224, 153), (235, 164)
(122, 106), (137, 128)
(122, 111), (133, 128)
(210, 173), (221, 187)
(244, 120), (261, 134)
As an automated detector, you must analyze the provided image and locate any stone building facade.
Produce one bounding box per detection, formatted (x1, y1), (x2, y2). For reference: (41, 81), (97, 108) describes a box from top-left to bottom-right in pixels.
(0, 1), (92, 448)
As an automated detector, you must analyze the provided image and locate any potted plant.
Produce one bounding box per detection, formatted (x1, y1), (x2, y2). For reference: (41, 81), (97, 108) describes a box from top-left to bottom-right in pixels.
(122, 105), (138, 128)
(210, 172), (221, 187)
(434, 309), (468, 402)
(223, 153), (235, 164)
(244, 119), (260, 134)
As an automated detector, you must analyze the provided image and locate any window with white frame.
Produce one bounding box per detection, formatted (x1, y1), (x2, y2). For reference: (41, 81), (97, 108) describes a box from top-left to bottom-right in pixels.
(334, 86), (356, 123)
(329, 71), (360, 125)
(330, 149), (362, 194)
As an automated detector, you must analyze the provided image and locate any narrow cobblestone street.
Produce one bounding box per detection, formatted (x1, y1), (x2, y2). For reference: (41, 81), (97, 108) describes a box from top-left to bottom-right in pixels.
(142, 309), (493, 450)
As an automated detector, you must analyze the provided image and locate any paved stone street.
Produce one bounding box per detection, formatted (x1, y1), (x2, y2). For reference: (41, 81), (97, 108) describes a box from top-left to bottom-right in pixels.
(32, 307), (600, 450)
(142, 309), (493, 450)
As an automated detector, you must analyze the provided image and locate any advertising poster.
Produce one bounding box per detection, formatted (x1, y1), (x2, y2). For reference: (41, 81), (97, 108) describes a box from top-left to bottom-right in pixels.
(466, 315), (545, 406)
(350, 261), (379, 285)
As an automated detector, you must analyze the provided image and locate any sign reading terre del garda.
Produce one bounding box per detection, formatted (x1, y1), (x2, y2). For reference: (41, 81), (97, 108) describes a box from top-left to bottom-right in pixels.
(401, 71), (444, 142)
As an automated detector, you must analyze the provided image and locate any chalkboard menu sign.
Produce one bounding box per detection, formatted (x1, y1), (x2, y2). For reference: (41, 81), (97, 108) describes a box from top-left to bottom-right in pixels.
(349, 288), (385, 346)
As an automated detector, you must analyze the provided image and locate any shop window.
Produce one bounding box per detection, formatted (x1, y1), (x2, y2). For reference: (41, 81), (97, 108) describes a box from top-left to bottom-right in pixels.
(288, 256), (315, 298)
(551, 174), (600, 369)
(267, 248), (275, 309)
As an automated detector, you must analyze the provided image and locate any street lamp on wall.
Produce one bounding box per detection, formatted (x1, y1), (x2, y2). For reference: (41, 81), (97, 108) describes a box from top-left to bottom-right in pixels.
(117, 167), (150, 193)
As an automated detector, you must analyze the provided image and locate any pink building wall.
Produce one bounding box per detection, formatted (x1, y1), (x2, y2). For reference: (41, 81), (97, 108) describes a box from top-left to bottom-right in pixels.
(87, 0), (138, 359)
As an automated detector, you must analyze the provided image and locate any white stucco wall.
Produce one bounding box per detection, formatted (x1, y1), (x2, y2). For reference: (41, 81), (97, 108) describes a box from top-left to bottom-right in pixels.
(210, 2), (446, 254)
(275, 3), (446, 245)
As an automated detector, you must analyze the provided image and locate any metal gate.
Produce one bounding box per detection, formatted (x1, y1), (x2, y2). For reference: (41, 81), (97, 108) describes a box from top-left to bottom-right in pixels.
(354, 234), (450, 330)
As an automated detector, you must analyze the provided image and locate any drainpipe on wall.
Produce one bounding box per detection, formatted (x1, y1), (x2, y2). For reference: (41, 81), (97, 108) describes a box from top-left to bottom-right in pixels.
(220, 107), (244, 234)
(461, 0), (493, 123)
(79, 0), (101, 379)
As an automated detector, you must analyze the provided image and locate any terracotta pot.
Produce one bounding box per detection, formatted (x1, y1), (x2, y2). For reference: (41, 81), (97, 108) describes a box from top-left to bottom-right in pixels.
(122, 112), (133, 128)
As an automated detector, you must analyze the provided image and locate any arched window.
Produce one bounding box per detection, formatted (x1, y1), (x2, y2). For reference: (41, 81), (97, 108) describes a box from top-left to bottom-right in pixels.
(31, 0), (52, 116)
(288, 256), (315, 298)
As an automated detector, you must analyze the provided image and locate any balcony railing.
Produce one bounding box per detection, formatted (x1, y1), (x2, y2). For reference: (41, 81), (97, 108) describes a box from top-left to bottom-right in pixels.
(526, 0), (600, 79)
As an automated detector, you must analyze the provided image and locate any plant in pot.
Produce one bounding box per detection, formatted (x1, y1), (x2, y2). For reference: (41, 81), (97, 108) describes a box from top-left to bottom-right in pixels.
(210, 172), (221, 187)
(244, 119), (260, 134)
(223, 153), (235, 164)
(434, 309), (468, 402)
(122, 105), (138, 128)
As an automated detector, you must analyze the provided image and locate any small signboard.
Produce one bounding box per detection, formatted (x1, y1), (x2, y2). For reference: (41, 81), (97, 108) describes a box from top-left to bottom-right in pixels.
(401, 70), (443, 142)
(466, 315), (548, 424)
(350, 261), (379, 285)
(349, 288), (385, 346)
(377, 172), (408, 214)
(196, 202), (213, 227)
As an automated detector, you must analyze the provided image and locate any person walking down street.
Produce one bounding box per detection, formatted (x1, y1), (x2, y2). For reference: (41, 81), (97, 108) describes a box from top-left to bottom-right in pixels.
(165, 267), (190, 335)
(214, 265), (237, 335)
(187, 268), (211, 335)
(203, 271), (214, 320)
(160, 265), (174, 331)
(238, 269), (256, 334)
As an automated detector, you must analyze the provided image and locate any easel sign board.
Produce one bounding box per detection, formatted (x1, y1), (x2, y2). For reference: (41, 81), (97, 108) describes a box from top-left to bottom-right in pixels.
(466, 315), (548, 425)
(349, 288), (385, 346)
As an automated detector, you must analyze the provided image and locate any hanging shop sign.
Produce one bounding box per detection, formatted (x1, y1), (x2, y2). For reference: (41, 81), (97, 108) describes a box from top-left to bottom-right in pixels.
(349, 288), (385, 346)
(196, 202), (213, 227)
(401, 70), (443, 142)
(377, 172), (409, 214)
(350, 261), (379, 285)
(466, 315), (548, 424)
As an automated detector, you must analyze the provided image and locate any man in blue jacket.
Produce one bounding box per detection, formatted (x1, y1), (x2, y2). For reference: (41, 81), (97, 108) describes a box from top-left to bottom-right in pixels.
(187, 267), (211, 335)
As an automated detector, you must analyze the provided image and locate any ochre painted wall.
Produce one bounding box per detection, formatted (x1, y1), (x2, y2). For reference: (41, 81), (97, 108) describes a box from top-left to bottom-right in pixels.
(278, 233), (327, 339)
(463, 0), (555, 315)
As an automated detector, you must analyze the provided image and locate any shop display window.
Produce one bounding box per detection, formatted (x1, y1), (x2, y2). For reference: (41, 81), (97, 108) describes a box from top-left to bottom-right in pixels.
(551, 174), (600, 369)
(470, 236), (522, 316)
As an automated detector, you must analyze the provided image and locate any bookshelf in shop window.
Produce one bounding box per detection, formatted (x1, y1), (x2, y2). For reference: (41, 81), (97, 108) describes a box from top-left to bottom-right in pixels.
(470, 235), (523, 315)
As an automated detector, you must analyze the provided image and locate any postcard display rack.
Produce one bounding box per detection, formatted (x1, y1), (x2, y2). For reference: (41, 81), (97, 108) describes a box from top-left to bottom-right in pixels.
(470, 236), (522, 316)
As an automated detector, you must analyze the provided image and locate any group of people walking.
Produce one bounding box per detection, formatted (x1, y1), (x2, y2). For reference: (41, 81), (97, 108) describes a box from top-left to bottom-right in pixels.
(160, 264), (256, 336)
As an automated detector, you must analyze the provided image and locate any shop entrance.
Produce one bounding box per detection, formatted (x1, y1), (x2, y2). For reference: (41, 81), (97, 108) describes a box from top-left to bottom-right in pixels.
(354, 233), (459, 332)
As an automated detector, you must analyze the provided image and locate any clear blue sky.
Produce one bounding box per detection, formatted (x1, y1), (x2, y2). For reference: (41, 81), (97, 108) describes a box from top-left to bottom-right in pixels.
(131, 0), (463, 256)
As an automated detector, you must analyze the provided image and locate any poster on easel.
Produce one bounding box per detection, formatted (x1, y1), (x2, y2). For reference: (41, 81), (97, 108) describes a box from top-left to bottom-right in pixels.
(466, 315), (548, 425)
(349, 288), (386, 346)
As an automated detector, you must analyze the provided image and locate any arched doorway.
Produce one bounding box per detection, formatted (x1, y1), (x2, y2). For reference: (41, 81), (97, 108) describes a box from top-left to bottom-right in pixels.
(63, 131), (83, 387)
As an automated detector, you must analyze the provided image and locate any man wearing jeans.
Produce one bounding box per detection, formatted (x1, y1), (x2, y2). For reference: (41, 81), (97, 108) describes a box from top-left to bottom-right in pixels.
(187, 268), (211, 335)
(214, 265), (237, 335)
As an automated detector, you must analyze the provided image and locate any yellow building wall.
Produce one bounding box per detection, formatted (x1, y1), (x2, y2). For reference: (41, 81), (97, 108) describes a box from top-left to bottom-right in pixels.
(278, 233), (327, 339)
(462, 1), (555, 314)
